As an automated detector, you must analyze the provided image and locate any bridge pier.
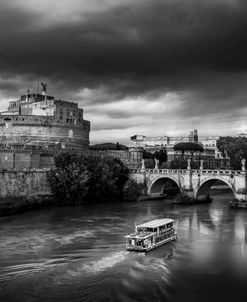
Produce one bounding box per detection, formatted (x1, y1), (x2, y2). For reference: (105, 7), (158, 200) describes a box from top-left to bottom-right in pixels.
(234, 192), (247, 202)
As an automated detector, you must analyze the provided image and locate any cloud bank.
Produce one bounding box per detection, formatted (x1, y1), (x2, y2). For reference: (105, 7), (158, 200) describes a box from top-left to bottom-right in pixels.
(0, 0), (247, 143)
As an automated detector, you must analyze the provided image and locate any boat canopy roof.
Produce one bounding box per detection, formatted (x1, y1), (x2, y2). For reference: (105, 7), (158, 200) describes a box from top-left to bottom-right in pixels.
(125, 231), (155, 239)
(137, 218), (174, 229)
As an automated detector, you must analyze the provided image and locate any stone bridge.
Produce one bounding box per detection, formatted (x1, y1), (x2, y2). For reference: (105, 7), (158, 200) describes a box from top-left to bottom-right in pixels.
(130, 167), (247, 201)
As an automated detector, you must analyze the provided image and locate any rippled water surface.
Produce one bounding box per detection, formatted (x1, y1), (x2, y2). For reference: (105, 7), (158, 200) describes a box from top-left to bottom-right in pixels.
(1, 191), (247, 302)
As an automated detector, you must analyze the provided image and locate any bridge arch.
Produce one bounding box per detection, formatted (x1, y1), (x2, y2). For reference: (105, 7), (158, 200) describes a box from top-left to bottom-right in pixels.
(195, 177), (235, 200)
(148, 176), (181, 196)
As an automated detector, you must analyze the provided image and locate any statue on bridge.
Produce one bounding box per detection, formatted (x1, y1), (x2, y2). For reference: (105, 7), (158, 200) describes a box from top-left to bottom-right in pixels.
(141, 159), (145, 170)
(200, 159), (204, 170)
(187, 159), (191, 170)
(241, 158), (246, 171)
(154, 158), (159, 170)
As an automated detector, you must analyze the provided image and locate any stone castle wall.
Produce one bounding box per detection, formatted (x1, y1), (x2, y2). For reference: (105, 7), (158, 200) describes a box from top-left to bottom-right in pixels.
(0, 170), (50, 199)
(0, 115), (90, 150)
(0, 150), (54, 170)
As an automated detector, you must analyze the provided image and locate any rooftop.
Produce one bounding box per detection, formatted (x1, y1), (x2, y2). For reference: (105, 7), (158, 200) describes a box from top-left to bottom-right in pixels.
(137, 218), (174, 229)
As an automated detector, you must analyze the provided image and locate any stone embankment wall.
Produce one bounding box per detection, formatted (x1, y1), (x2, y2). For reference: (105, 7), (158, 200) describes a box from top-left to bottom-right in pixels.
(0, 149), (143, 199)
(0, 169), (51, 199)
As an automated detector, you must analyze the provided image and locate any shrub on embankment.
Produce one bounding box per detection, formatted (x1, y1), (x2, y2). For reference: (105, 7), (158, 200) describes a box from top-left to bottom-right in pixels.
(48, 152), (140, 204)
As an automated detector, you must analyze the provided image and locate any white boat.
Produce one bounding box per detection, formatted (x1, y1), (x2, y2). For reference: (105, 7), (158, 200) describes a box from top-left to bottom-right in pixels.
(125, 218), (177, 252)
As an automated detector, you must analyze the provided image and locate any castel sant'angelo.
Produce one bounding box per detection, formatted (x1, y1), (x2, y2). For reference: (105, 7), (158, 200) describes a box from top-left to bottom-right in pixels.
(0, 84), (90, 169)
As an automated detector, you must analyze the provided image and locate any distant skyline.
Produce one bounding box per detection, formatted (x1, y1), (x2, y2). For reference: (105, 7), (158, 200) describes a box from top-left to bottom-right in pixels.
(0, 0), (247, 144)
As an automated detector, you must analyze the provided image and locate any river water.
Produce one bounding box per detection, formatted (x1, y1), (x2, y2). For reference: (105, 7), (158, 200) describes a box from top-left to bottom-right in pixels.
(1, 190), (247, 302)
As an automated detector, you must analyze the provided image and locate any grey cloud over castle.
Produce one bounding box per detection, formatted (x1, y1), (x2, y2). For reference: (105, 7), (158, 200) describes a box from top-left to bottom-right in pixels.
(0, 0), (247, 141)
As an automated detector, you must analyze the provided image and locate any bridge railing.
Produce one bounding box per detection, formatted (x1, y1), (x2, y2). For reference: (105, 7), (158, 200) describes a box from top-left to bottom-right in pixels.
(130, 168), (243, 175)
(192, 169), (242, 175)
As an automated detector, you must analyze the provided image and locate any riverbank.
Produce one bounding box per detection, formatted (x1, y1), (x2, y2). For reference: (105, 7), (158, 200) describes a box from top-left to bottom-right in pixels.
(0, 194), (140, 217)
(0, 194), (55, 217)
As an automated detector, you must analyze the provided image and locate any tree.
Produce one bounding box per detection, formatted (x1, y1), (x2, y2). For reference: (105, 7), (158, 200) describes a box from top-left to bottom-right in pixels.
(143, 150), (154, 159)
(90, 142), (128, 150)
(122, 179), (142, 201)
(217, 136), (234, 158)
(48, 152), (135, 203)
(154, 149), (168, 165)
(217, 137), (247, 170)
(85, 157), (129, 201)
(174, 142), (204, 159)
(48, 154), (90, 204)
(170, 158), (187, 169)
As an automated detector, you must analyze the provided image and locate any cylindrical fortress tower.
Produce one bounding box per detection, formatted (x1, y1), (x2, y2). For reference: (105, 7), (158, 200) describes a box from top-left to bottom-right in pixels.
(0, 88), (90, 152)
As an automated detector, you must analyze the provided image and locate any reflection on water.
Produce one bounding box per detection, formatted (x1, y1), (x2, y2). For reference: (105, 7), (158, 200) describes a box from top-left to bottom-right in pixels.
(1, 192), (247, 302)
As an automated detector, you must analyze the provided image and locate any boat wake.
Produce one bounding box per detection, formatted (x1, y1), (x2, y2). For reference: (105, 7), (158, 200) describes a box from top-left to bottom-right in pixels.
(81, 251), (129, 274)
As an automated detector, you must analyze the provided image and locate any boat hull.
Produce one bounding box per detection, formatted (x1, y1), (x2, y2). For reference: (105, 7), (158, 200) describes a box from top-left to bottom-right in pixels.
(126, 234), (177, 252)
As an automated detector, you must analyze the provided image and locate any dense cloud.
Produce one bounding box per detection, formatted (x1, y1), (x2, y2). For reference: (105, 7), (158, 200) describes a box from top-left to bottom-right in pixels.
(0, 0), (247, 142)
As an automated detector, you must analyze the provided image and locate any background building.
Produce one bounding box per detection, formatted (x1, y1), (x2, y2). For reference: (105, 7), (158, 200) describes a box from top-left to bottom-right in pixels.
(130, 130), (229, 169)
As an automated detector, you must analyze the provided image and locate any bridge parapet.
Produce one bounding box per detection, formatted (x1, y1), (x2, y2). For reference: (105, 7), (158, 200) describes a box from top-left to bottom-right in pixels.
(131, 168), (245, 176)
(131, 168), (188, 174)
(192, 169), (243, 175)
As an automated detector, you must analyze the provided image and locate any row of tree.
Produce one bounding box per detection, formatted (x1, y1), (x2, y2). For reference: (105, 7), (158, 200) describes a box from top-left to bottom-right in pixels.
(48, 152), (139, 204)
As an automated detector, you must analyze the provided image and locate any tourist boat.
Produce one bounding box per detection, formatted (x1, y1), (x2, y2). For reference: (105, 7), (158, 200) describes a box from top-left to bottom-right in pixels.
(125, 218), (177, 252)
(230, 200), (247, 209)
(138, 193), (167, 201)
(173, 193), (212, 205)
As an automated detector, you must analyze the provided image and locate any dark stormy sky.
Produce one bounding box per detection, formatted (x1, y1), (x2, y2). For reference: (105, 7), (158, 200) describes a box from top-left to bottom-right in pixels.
(0, 0), (247, 143)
